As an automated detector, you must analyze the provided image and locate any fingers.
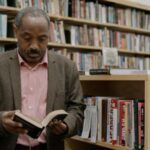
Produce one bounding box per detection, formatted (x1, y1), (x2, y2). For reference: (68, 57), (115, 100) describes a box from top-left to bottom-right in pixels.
(5, 119), (27, 134)
(2, 111), (28, 134)
(49, 119), (68, 135)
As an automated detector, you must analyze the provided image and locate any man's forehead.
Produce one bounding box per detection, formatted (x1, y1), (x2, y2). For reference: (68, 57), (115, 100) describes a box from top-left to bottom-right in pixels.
(20, 15), (49, 29)
(22, 15), (47, 22)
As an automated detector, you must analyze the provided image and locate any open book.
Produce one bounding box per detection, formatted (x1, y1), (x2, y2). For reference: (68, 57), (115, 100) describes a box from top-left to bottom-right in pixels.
(13, 109), (68, 138)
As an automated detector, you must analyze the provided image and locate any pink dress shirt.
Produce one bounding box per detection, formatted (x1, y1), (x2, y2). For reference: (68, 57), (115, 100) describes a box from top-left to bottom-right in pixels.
(17, 51), (48, 146)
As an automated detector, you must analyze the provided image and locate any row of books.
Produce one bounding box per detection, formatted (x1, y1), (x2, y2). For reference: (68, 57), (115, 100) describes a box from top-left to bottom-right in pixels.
(66, 51), (102, 74)
(4, 18), (149, 53)
(104, 30), (150, 52)
(48, 22), (150, 52)
(0, 43), (149, 72)
(71, 0), (150, 30)
(57, 50), (150, 72)
(49, 21), (66, 44)
(7, 0), (69, 16)
(3, 0), (150, 31)
(81, 96), (144, 149)
(69, 25), (150, 52)
(118, 55), (150, 70)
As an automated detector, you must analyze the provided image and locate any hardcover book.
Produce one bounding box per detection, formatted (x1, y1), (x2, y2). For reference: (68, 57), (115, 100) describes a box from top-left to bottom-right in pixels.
(89, 68), (110, 75)
(13, 109), (68, 139)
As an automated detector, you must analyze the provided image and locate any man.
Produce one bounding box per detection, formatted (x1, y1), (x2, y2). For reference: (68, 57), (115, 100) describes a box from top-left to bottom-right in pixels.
(0, 7), (84, 150)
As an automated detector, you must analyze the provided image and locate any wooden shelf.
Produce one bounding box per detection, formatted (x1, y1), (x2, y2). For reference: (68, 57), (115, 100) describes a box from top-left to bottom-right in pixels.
(0, 37), (149, 56)
(118, 49), (150, 56)
(0, 37), (17, 44)
(0, 6), (150, 35)
(0, 6), (19, 15)
(66, 75), (150, 150)
(102, 0), (150, 11)
(80, 74), (150, 81)
(0, 2), (150, 150)
(65, 135), (131, 150)
(48, 42), (100, 51)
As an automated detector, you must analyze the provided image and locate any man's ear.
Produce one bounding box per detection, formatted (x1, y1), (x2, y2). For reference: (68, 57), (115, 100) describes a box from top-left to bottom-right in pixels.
(13, 23), (18, 38)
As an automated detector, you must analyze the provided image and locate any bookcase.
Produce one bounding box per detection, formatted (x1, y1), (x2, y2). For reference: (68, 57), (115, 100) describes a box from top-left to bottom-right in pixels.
(0, 0), (150, 70)
(0, 0), (150, 149)
(65, 75), (150, 150)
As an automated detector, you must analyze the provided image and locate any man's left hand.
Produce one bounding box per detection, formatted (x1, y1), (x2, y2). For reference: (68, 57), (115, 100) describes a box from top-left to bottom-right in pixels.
(49, 119), (68, 135)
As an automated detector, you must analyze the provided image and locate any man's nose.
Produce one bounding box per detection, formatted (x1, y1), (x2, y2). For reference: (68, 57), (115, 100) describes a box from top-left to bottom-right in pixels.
(30, 41), (39, 49)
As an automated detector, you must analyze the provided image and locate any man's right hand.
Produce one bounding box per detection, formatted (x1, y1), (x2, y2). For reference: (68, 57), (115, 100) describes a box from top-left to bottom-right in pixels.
(1, 111), (28, 134)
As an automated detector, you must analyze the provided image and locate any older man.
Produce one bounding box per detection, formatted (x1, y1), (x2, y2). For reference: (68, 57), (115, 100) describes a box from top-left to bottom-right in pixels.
(0, 7), (84, 150)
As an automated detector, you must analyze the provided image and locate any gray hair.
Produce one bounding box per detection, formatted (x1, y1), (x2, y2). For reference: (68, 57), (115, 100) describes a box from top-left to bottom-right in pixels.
(14, 7), (50, 28)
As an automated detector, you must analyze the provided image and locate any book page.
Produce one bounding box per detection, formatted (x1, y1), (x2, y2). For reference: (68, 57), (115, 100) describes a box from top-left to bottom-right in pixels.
(41, 110), (68, 127)
(14, 110), (42, 128)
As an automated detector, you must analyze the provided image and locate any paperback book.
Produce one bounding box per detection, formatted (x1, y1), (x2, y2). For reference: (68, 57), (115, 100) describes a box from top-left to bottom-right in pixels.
(13, 109), (68, 138)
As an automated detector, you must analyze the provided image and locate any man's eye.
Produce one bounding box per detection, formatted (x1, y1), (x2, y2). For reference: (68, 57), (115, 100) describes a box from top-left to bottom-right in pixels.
(39, 39), (44, 42)
(24, 38), (31, 41)
(39, 38), (45, 42)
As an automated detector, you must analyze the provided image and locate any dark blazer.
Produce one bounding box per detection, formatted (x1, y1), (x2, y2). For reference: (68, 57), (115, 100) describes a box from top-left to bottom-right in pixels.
(0, 49), (84, 150)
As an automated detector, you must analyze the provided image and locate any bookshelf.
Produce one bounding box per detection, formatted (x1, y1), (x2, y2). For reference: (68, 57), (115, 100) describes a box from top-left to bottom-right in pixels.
(65, 135), (131, 150)
(0, 37), (150, 57)
(0, 0), (150, 149)
(65, 75), (150, 150)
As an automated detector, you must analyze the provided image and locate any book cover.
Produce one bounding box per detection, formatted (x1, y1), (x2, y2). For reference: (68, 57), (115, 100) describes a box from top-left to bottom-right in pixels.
(110, 69), (150, 75)
(13, 109), (68, 139)
(101, 99), (108, 142)
(89, 68), (110, 75)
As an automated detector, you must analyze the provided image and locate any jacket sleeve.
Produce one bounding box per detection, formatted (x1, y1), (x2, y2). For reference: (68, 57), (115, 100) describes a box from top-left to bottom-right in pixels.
(63, 62), (85, 137)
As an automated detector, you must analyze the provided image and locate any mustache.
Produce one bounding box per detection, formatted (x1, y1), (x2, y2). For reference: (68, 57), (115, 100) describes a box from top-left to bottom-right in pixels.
(27, 48), (41, 54)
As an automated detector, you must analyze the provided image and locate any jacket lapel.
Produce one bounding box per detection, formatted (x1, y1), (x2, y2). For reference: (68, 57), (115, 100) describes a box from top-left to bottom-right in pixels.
(8, 51), (21, 109)
(46, 51), (57, 114)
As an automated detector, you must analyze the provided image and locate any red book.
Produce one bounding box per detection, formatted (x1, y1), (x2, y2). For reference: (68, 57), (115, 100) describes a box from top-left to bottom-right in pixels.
(111, 99), (118, 145)
(119, 100), (126, 146)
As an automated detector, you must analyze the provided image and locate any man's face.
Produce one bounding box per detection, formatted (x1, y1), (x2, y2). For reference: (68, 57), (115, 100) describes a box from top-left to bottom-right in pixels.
(14, 15), (49, 66)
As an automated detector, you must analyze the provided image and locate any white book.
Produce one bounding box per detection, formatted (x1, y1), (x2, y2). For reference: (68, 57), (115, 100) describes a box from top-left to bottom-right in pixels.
(90, 106), (97, 143)
(110, 69), (150, 75)
(81, 106), (93, 138)
(138, 0), (150, 6)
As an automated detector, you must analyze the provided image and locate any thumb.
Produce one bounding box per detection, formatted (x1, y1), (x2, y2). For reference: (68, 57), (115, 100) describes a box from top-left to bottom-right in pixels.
(3, 111), (15, 119)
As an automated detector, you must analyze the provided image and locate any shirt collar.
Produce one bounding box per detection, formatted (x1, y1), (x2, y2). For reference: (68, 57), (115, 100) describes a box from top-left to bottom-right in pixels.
(17, 49), (48, 68)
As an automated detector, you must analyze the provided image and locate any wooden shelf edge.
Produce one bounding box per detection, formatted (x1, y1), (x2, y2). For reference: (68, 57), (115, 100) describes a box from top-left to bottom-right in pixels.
(0, 37), (17, 43)
(68, 135), (132, 150)
(0, 5), (19, 15)
(102, 0), (150, 11)
(0, 38), (149, 56)
(79, 75), (150, 81)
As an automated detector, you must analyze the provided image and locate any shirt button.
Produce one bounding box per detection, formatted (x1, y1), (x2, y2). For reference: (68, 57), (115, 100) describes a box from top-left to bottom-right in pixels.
(30, 87), (33, 91)
(28, 106), (32, 109)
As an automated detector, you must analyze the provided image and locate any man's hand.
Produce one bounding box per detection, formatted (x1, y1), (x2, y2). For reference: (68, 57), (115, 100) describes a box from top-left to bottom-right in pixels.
(1, 111), (28, 134)
(49, 119), (68, 135)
